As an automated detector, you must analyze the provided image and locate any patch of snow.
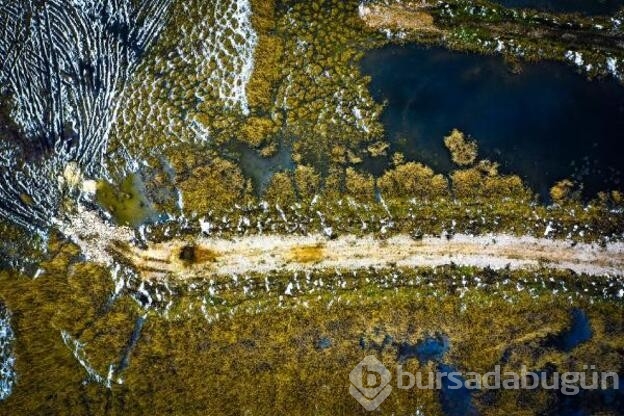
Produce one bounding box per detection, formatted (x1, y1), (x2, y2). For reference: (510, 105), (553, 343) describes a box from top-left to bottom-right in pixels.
(606, 57), (619, 77)
(0, 306), (15, 401)
(565, 50), (584, 67)
(61, 331), (116, 389)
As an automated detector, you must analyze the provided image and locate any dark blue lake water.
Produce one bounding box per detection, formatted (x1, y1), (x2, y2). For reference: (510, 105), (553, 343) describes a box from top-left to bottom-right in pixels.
(557, 308), (592, 351)
(360, 45), (624, 199)
(493, 0), (624, 15)
(438, 364), (478, 416)
(397, 334), (450, 363)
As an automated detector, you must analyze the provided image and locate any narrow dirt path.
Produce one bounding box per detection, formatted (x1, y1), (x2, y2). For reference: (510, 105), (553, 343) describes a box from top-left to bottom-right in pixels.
(119, 233), (624, 280)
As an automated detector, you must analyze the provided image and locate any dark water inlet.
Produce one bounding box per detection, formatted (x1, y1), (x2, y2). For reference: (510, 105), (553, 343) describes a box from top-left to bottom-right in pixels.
(438, 364), (478, 416)
(559, 308), (592, 351)
(397, 333), (450, 363)
(117, 316), (146, 373)
(360, 45), (624, 199)
(493, 0), (624, 15)
(551, 377), (623, 415)
(394, 335), (476, 415)
(545, 308), (593, 351)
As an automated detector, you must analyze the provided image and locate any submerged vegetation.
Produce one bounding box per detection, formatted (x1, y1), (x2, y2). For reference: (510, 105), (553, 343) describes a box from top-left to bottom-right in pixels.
(444, 129), (479, 167)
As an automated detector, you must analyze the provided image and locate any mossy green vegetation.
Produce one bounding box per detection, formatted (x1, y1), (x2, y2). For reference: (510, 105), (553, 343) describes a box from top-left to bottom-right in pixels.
(143, 153), (622, 243)
(345, 167), (377, 202)
(265, 170), (297, 205)
(294, 165), (322, 202)
(269, 0), (385, 168)
(246, 0), (284, 110)
(444, 129), (478, 167)
(378, 157), (450, 200)
(0, 219), (48, 270)
(176, 157), (252, 214)
(550, 179), (579, 203)
(108, 0), (384, 179)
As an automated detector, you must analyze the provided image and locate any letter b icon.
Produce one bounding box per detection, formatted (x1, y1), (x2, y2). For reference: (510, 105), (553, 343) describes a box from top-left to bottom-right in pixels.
(349, 356), (392, 411)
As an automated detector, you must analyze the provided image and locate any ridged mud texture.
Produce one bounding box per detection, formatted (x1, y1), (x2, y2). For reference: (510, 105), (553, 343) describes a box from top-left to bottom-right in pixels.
(0, 0), (172, 229)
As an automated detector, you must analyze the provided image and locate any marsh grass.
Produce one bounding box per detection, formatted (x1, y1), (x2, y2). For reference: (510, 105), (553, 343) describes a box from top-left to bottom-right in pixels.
(0, 244), (622, 414)
(1, 1), (623, 413)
